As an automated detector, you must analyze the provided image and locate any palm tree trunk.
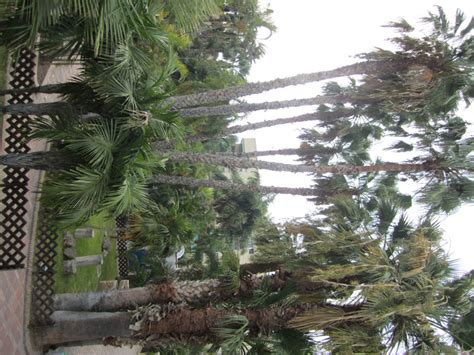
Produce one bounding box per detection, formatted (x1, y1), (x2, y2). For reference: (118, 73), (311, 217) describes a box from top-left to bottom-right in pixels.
(163, 59), (418, 109)
(54, 279), (221, 312)
(150, 174), (316, 196)
(240, 262), (281, 274)
(177, 95), (345, 118)
(143, 306), (309, 336)
(154, 108), (353, 150)
(0, 83), (64, 96)
(35, 311), (132, 347)
(0, 151), (76, 170)
(225, 109), (353, 134)
(38, 305), (312, 347)
(174, 262), (283, 278)
(232, 148), (314, 157)
(1, 101), (73, 116)
(161, 150), (439, 174)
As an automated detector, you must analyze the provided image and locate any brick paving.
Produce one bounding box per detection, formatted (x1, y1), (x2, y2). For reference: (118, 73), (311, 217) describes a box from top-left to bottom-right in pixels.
(0, 270), (26, 354)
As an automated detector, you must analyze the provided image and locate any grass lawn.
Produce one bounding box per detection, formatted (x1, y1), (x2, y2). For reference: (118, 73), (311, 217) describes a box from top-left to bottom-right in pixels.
(54, 214), (118, 293)
(0, 46), (6, 90)
(0, 46), (7, 130)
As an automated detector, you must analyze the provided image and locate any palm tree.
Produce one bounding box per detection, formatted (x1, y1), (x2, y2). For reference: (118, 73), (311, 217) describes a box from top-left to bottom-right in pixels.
(158, 150), (440, 174)
(162, 7), (474, 110)
(6, 8), (472, 115)
(163, 60), (425, 110)
(53, 278), (226, 312)
(0, 57), (403, 101)
(2, 127), (470, 210)
(37, 198), (472, 352)
(181, 0), (275, 77)
(36, 304), (312, 347)
(176, 95), (344, 118)
(150, 174), (316, 196)
(154, 108), (355, 149)
(54, 248), (276, 312)
(435, 270), (474, 351)
(154, 123), (472, 211)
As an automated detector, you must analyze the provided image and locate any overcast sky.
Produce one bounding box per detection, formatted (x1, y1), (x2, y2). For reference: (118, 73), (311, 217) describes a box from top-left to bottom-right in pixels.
(236, 0), (474, 274)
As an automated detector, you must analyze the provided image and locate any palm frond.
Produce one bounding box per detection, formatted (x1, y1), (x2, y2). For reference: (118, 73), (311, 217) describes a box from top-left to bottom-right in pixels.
(162, 0), (220, 34)
(103, 172), (153, 216)
(213, 315), (250, 354)
(66, 119), (124, 170)
(44, 166), (109, 227)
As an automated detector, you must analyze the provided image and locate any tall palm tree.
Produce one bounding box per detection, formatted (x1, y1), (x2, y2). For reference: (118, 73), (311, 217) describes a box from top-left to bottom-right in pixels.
(2, 128), (471, 208)
(54, 248), (267, 312)
(6, 8), (473, 115)
(176, 95), (344, 117)
(0, 57), (406, 100)
(37, 304), (312, 347)
(153, 108), (354, 149)
(162, 7), (474, 110)
(163, 60), (426, 110)
(53, 278), (228, 312)
(158, 150), (442, 174)
(37, 199), (472, 352)
(150, 174), (316, 196)
(156, 123), (473, 212)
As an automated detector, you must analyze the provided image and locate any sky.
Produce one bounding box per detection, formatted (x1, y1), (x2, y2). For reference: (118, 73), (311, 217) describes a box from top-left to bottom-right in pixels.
(235, 0), (474, 274)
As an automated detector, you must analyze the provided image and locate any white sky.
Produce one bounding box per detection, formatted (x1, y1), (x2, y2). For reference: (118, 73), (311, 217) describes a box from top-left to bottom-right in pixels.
(236, 0), (474, 274)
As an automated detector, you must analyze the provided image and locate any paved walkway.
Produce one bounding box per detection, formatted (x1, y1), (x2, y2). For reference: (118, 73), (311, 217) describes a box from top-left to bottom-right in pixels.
(0, 269), (25, 354)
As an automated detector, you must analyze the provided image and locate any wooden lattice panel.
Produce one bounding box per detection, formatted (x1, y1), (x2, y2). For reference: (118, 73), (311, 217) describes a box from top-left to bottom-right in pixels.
(0, 48), (36, 269)
(116, 215), (129, 278)
(31, 209), (59, 325)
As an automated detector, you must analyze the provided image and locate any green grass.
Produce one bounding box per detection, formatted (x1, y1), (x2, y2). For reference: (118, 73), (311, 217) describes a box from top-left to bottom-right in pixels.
(54, 214), (118, 293)
(0, 45), (7, 129)
(0, 46), (6, 90)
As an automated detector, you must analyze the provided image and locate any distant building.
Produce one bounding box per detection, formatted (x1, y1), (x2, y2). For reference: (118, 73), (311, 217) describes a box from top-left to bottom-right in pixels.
(229, 138), (258, 264)
(225, 138), (258, 183)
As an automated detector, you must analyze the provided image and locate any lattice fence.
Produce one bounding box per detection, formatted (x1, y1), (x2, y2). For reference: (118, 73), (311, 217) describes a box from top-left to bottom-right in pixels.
(116, 215), (129, 278)
(0, 48), (36, 269)
(31, 209), (59, 325)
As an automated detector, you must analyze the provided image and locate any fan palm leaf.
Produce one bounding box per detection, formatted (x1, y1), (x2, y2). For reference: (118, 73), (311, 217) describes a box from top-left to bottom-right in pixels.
(44, 166), (109, 226)
(160, 0), (220, 34)
(103, 170), (154, 216)
(66, 119), (125, 170)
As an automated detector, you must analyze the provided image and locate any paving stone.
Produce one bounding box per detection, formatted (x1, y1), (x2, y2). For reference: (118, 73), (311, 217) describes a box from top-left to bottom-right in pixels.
(0, 270), (25, 355)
